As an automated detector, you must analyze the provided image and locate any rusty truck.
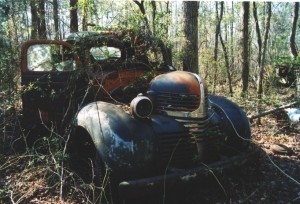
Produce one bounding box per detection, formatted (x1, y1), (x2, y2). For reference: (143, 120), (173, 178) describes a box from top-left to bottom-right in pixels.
(20, 31), (256, 201)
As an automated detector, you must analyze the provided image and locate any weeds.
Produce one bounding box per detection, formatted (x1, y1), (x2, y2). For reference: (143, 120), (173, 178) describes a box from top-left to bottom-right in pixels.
(0, 125), (105, 203)
(0, 44), (98, 203)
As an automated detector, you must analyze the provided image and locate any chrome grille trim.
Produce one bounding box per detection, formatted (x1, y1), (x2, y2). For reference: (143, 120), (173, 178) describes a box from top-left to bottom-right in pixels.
(155, 73), (217, 165)
(192, 73), (207, 118)
(156, 92), (200, 112)
(157, 73), (208, 119)
(173, 116), (210, 135)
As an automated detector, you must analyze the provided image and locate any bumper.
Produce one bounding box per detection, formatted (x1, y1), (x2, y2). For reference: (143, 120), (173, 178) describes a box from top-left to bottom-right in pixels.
(118, 148), (260, 199)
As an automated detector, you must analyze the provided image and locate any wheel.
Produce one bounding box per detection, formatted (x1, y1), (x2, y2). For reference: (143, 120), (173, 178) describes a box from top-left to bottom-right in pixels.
(68, 128), (96, 182)
(94, 151), (119, 204)
(68, 128), (119, 203)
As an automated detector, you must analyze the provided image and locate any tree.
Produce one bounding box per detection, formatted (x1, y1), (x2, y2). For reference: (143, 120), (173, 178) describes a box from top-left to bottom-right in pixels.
(80, 0), (89, 31)
(30, 0), (46, 39)
(30, 0), (38, 39)
(230, 2), (234, 70)
(253, 2), (262, 76)
(38, 0), (46, 39)
(70, 0), (78, 32)
(218, 2), (233, 96)
(53, 0), (59, 39)
(10, 1), (18, 44)
(254, 2), (272, 124)
(290, 2), (299, 59)
(258, 2), (272, 96)
(240, 2), (250, 96)
(151, 1), (156, 35)
(182, 1), (199, 73)
(212, 2), (223, 93)
(133, 0), (151, 34)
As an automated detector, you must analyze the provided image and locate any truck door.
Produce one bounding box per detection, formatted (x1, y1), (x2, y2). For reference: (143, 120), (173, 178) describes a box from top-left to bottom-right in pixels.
(21, 40), (83, 130)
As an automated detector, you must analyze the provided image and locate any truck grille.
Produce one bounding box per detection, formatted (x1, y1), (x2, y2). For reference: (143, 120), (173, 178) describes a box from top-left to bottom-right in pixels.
(174, 116), (213, 140)
(158, 118), (223, 168)
(156, 92), (200, 112)
(158, 132), (198, 168)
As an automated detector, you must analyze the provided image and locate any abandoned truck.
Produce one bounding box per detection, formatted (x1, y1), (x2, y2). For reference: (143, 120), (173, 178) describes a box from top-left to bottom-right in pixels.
(20, 32), (256, 199)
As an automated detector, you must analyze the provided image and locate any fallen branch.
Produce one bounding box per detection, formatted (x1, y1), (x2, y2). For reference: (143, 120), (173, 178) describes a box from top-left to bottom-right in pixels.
(248, 101), (299, 121)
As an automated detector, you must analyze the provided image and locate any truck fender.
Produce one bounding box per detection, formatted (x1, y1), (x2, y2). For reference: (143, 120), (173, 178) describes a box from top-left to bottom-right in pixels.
(75, 101), (156, 172)
(208, 95), (251, 154)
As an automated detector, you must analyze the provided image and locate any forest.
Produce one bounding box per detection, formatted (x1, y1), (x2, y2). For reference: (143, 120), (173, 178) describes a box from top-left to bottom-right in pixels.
(0, 0), (299, 203)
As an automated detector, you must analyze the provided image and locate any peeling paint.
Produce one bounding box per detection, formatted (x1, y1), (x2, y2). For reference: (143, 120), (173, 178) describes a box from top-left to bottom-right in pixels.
(76, 102), (157, 170)
(181, 173), (197, 182)
(90, 107), (135, 164)
(110, 134), (134, 153)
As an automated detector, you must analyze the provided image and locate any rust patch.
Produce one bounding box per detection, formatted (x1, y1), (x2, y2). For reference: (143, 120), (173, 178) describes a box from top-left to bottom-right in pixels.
(156, 71), (200, 94)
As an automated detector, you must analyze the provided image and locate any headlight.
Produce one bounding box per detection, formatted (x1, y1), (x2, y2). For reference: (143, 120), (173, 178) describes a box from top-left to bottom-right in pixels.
(130, 95), (153, 119)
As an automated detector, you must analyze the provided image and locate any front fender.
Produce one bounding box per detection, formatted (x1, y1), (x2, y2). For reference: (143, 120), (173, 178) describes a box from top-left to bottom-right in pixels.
(76, 102), (156, 173)
(209, 95), (251, 153)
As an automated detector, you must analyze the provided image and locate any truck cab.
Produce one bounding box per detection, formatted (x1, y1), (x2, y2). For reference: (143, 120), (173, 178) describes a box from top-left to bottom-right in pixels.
(21, 31), (171, 129)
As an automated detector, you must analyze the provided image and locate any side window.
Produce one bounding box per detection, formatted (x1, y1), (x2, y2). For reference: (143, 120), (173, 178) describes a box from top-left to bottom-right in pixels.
(147, 48), (164, 65)
(27, 44), (76, 72)
(90, 46), (121, 61)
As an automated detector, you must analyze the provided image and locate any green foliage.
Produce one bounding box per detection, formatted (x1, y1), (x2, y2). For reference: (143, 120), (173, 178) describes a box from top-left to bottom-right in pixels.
(274, 55), (300, 69)
(0, 45), (20, 110)
(274, 55), (300, 78)
(119, 11), (146, 34)
(78, 0), (95, 17)
(269, 3), (294, 60)
(0, 0), (10, 22)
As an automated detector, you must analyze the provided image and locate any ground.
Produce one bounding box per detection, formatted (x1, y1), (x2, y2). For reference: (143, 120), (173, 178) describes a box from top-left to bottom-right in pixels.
(0, 100), (300, 203)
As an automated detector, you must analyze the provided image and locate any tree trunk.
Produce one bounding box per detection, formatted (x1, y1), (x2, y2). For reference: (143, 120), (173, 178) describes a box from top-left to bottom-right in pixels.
(253, 2), (263, 124)
(254, 2), (262, 101)
(70, 0), (78, 32)
(30, 0), (38, 39)
(241, 2), (250, 97)
(53, 0), (59, 39)
(248, 101), (299, 121)
(182, 1), (199, 73)
(212, 2), (223, 93)
(260, 2), (272, 85)
(165, 1), (170, 35)
(230, 2), (234, 68)
(38, 0), (47, 39)
(219, 2), (233, 96)
(10, 1), (18, 44)
(253, 2), (262, 72)
(133, 0), (151, 34)
(290, 2), (299, 59)
(162, 1), (172, 65)
(82, 0), (88, 31)
(151, 1), (156, 36)
(255, 2), (272, 124)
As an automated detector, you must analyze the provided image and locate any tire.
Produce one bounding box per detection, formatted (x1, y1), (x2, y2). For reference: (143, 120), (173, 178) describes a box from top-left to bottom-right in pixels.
(69, 128), (119, 203)
(94, 151), (118, 204)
